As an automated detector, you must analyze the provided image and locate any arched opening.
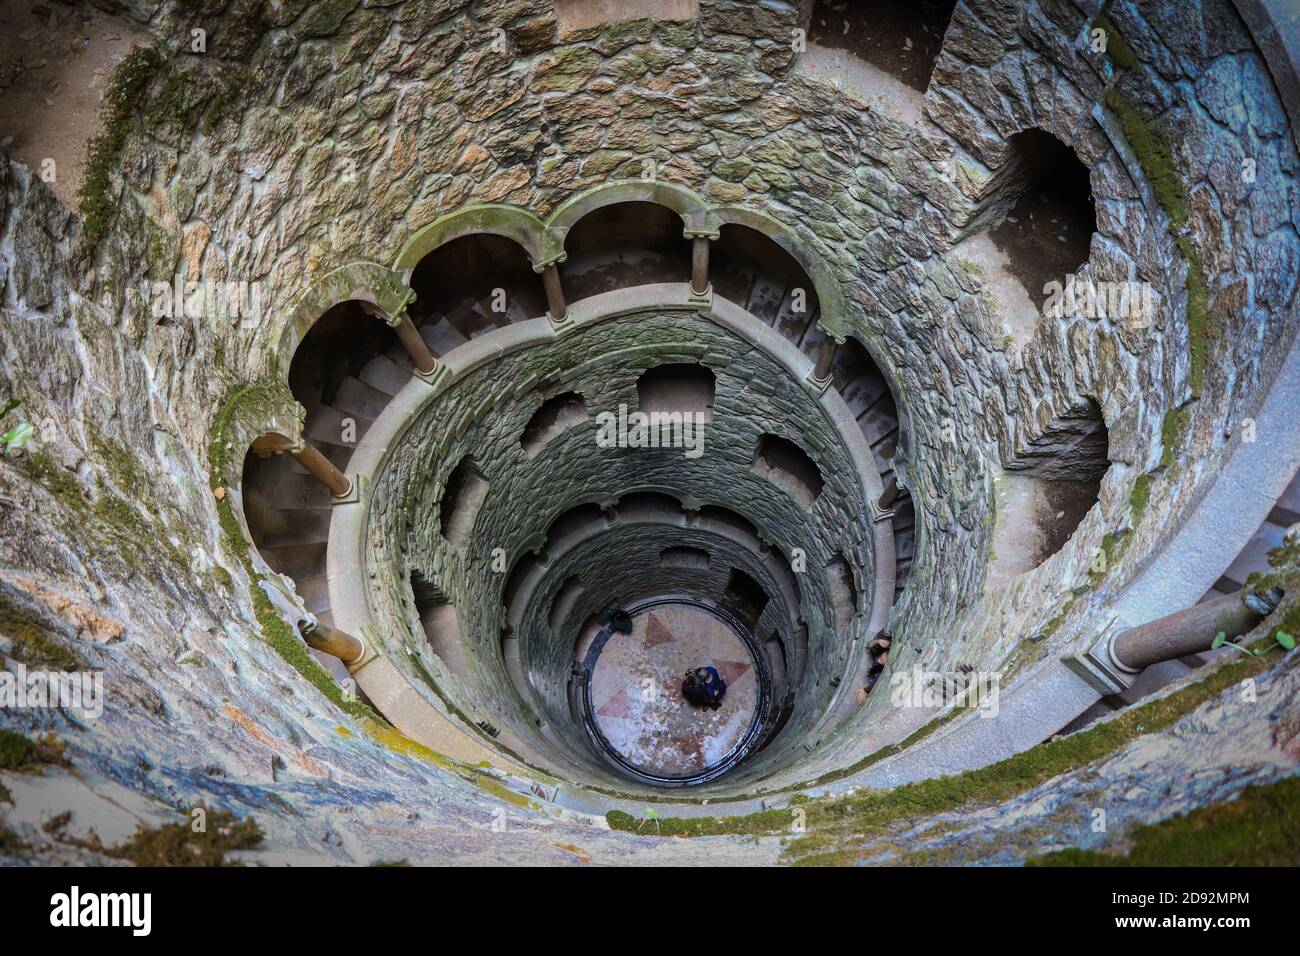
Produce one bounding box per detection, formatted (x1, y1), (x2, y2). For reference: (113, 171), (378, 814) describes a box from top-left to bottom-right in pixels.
(439, 456), (489, 547)
(636, 363), (716, 423)
(987, 131), (1097, 307)
(520, 391), (589, 459)
(830, 336), (914, 595)
(544, 502), (608, 548)
(722, 568), (769, 632)
(410, 570), (469, 676)
(807, 0), (956, 93)
(752, 434), (824, 510)
(560, 201), (692, 300)
(986, 398), (1111, 589)
(710, 223), (821, 353)
(826, 554), (858, 634)
(408, 233), (547, 350)
(241, 298), (407, 624)
(548, 575), (585, 633)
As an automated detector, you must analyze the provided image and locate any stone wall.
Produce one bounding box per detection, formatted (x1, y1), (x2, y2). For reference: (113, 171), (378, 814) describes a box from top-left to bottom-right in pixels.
(361, 305), (873, 789)
(0, 0), (1296, 834)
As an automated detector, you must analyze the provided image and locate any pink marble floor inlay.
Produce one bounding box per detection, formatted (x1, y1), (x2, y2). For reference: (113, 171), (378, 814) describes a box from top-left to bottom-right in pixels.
(589, 603), (759, 778)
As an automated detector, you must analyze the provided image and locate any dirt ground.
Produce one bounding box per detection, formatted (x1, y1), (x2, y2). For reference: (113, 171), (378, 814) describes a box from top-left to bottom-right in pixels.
(807, 0), (957, 93)
(0, 0), (150, 210)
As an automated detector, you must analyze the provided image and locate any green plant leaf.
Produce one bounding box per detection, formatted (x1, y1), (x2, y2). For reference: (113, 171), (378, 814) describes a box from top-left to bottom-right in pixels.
(1211, 631), (1226, 650)
(0, 399), (19, 418)
(1276, 631), (1296, 651)
(2, 422), (33, 453)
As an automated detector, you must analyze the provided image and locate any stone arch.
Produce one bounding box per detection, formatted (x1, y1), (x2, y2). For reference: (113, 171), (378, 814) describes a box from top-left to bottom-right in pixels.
(710, 204), (852, 340)
(275, 262), (413, 371)
(543, 180), (715, 263)
(394, 204), (547, 274)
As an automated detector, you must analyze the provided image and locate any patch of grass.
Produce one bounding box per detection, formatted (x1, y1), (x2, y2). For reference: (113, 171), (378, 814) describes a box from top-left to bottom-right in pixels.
(106, 808), (262, 866)
(77, 44), (164, 245)
(784, 646), (1279, 864)
(1029, 775), (1300, 866)
(607, 806), (791, 838)
(0, 731), (69, 772)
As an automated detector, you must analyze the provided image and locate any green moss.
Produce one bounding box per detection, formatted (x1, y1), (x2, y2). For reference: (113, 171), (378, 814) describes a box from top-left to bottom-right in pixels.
(606, 807), (791, 838)
(77, 44), (164, 245)
(1159, 407), (1189, 469)
(0, 593), (82, 671)
(0, 731), (69, 771)
(252, 584), (381, 724)
(207, 382), (293, 487)
(1104, 87), (1208, 396)
(1177, 235), (1210, 398)
(106, 808), (263, 866)
(19, 450), (85, 505)
(371, 858), (411, 867)
(1092, 15), (1139, 72)
(1030, 775), (1300, 866)
(1129, 473), (1153, 522)
(203, 66), (254, 136)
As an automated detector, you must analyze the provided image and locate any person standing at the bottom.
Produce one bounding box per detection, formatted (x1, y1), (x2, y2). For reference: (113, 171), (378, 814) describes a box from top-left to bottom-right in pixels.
(682, 666), (726, 710)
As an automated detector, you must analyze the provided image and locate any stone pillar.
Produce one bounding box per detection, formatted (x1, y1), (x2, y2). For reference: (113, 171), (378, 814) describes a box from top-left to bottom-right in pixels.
(389, 311), (436, 374)
(1110, 591), (1265, 672)
(811, 336), (839, 385)
(289, 441), (352, 498)
(690, 236), (711, 297)
(299, 618), (366, 666)
(542, 263), (567, 323)
(877, 473), (901, 511)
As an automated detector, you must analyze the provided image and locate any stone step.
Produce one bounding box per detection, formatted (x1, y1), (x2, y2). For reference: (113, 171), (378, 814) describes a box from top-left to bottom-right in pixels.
(359, 354), (412, 396)
(333, 375), (395, 420)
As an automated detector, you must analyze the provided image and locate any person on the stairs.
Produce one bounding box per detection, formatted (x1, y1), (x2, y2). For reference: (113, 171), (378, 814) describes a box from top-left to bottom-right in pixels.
(682, 666), (726, 710)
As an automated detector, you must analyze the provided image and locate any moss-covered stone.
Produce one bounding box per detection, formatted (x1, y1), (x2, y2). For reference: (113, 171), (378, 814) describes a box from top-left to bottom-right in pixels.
(106, 808), (263, 866)
(606, 643), (1282, 858)
(78, 44), (164, 245)
(0, 592), (82, 671)
(0, 730), (69, 771)
(1029, 775), (1300, 866)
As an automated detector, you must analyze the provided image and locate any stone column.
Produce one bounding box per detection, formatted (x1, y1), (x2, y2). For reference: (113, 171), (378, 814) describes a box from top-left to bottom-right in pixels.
(1110, 591), (1266, 671)
(299, 618), (366, 666)
(542, 263), (567, 323)
(289, 441), (352, 498)
(811, 336), (839, 385)
(690, 236), (711, 296)
(389, 311), (437, 374)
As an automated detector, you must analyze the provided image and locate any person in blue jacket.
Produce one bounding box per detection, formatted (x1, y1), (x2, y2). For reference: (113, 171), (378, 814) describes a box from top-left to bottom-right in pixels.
(682, 666), (726, 710)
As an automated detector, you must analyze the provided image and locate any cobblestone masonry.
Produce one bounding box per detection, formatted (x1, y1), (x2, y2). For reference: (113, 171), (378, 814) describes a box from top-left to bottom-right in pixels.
(0, 0), (1297, 856)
